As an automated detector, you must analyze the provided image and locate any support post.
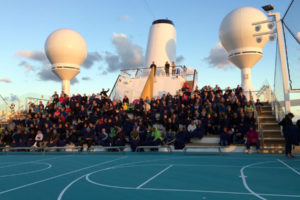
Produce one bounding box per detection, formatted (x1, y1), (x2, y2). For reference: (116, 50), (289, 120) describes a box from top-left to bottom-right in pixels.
(269, 12), (291, 113)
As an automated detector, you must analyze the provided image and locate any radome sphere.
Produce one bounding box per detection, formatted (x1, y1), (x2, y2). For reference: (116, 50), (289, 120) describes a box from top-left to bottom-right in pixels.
(219, 7), (269, 68)
(45, 28), (87, 68)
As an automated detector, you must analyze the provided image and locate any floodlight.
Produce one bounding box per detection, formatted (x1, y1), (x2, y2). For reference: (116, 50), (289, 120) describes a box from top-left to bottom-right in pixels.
(262, 4), (274, 12)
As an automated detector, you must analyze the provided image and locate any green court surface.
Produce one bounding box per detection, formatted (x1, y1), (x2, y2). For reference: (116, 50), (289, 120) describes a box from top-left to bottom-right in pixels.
(0, 153), (299, 200)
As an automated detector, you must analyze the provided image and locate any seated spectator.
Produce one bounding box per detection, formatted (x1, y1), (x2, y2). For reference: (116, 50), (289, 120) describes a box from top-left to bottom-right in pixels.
(97, 128), (109, 146)
(34, 130), (44, 147)
(81, 124), (95, 150)
(114, 127), (125, 147)
(219, 127), (231, 146)
(164, 129), (175, 145)
(130, 127), (140, 152)
(174, 127), (187, 149)
(246, 126), (260, 152)
(192, 119), (205, 139)
(255, 99), (264, 114)
(244, 101), (254, 113)
(187, 120), (197, 137)
(232, 127), (245, 144)
(151, 127), (163, 146)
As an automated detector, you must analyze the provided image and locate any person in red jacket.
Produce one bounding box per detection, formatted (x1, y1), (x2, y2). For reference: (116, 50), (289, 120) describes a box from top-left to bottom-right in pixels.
(246, 126), (260, 151)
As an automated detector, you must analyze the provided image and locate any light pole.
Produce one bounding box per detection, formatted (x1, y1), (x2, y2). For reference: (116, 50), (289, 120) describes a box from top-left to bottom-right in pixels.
(253, 4), (291, 113)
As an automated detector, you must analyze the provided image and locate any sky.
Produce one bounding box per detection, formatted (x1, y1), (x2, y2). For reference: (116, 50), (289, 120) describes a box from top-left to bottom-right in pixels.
(0, 0), (294, 105)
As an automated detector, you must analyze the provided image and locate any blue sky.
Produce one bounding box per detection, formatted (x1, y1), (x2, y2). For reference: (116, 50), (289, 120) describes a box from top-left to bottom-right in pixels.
(0, 0), (292, 103)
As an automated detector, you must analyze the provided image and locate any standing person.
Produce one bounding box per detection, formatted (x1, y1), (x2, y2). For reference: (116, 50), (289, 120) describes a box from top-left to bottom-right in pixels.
(164, 61), (170, 76)
(171, 61), (176, 76)
(100, 88), (110, 98)
(150, 61), (157, 76)
(183, 65), (187, 78)
(296, 119), (300, 145)
(279, 113), (296, 158)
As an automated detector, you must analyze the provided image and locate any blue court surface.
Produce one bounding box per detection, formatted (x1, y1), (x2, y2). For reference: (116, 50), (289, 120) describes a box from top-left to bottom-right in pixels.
(0, 153), (299, 200)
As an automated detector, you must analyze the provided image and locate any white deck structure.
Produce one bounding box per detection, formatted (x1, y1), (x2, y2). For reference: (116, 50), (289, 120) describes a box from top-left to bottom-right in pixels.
(110, 66), (197, 102)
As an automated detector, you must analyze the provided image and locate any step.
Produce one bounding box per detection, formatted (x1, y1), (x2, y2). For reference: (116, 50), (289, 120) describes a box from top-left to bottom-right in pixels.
(261, 107), (272, 111)
(259, 115), (276, 119)
(263, 137), (284, 141)
(261, 102), (270, 106)
(258, 113), (274, 117)
(262, 129), (281, 133)
(186, 143), (220, 146)
(260, 123), (280, 130)
(262, 133), (282, 138)
(260, 110), (273, 114)
(259, 118), (277, 123)
(264, 144), (284, 147)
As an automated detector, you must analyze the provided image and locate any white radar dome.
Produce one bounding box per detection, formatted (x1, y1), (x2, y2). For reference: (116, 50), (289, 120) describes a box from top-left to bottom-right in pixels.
(45, 28), (87, 68)
(219, 7), (269, 69)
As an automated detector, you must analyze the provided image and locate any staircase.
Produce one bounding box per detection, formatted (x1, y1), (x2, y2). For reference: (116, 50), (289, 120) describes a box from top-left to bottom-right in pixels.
(186, 81), (194, 90)
(258, 102), (285, 153)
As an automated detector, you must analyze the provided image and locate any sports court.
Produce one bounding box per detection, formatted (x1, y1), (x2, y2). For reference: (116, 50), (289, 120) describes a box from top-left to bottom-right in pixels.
(0, 153), (299, 200)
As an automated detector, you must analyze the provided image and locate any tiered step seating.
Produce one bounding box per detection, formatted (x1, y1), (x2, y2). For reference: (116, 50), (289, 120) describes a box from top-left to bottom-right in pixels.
(258, 102), (285, 153)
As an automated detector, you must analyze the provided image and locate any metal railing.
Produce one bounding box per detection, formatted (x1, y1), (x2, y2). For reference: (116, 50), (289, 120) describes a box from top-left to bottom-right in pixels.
(120, 65), (196, 79)
(109, 75), (121, 99)
(250, 91), (264, 148)
(256, 84), (285, 122)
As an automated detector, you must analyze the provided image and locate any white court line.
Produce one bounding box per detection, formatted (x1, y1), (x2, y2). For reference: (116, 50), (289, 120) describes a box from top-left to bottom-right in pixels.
(58, 157), (182, 200)
(85, 164), (300, 198)
(240, 161), (273, 200)
(0, 155), (71, 169)
(0, 162), (52, 178)
(58, 156), (300, 200)
(0, 156), (126, 195)
(136, 165), (173, 189)
(57, 167), (115, 200)
(278, 159), (300, 175)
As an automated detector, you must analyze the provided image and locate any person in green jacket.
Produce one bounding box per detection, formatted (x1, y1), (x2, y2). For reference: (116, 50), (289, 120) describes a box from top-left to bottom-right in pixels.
(151, 127), (163, 146)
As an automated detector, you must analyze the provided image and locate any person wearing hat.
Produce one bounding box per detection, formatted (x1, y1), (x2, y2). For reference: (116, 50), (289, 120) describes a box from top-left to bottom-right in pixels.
(279, 113), (296, 158)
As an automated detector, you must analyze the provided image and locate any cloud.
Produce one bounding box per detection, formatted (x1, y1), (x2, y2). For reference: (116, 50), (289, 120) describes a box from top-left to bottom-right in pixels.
(118, 15), (130, 21)
(16, 50), (101, 84)
(81, 77), (91, 81)
(204, 42), (232, 69)
(4, 94), (18, 102)
(104, 33), (144, 72)
(19, 61), (34, 71)
(82, 52), (102, 69)
(176, 55), (184, 64)
(17, 50), (48, 63)
(100, 71), (108, 75)
(0, 78), (12, 83)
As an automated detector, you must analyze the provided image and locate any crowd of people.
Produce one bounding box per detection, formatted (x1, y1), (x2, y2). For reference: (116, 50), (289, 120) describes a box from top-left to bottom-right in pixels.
(0, 84), (263, 152)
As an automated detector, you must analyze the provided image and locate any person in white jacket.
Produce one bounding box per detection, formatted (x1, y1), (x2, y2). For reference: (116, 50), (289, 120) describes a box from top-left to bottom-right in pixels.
(35, 130), (44, 147)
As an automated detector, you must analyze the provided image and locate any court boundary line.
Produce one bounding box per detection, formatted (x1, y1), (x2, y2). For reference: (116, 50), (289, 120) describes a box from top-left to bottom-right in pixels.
(85, 163), (300, 198)
(132, 163), (300, 170)
(57, 167), (116, 200)
(0, 155), (71, 169)
(0, 156), (127, 195)
(240, 161), (273, 200)
(277, 159), (300, 175)
(0, 162), (52, 178)
(58, 157), (186, 200)
(136, 164), (173, 189)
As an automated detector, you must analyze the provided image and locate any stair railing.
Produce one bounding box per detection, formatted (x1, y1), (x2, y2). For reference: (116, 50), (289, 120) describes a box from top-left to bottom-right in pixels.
(109, 75), (121, 100)
(250, 91), (264, 148)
